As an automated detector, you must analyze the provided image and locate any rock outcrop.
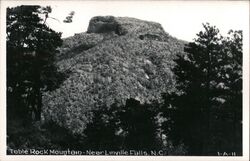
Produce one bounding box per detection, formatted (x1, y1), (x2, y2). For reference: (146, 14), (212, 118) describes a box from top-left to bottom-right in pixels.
(42, 16), (186, 134)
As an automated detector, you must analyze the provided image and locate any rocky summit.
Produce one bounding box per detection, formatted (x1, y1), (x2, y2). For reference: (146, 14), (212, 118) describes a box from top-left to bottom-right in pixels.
(42, 16), (186, 134)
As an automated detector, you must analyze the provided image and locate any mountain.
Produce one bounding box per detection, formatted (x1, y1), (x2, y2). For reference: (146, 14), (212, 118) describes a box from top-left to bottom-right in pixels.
(42, 16), (187, 134)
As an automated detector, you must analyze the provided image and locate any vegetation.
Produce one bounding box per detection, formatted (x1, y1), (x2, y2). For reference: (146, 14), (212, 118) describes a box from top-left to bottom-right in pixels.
(7, 5), (67, 149)
(7, 5), (65, 122)
(7, 8), (242, 156)
(162, 23), (242, 155)
(42, 16), (186, 134)
(63, 11), (75, 23)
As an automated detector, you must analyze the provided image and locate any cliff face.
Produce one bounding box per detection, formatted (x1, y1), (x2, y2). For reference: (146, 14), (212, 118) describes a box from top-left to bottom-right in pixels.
(42, 16), (186, 134)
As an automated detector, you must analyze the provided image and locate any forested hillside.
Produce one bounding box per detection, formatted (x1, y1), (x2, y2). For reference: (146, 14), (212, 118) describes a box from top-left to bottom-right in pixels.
(42, 16), (186, 134)
(7, 6), (242, 156)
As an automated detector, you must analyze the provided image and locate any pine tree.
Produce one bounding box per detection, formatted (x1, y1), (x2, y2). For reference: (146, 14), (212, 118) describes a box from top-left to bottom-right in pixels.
(7, 5), (64, 121)
(83, 103), (122, 150)
(211, 30), (243, 154)
(119, 99), (160, 150)
(162, 23), (242, 155)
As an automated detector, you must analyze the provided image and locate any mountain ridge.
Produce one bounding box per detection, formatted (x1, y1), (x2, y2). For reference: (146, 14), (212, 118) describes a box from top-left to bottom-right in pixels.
(42, 16), (187, 134)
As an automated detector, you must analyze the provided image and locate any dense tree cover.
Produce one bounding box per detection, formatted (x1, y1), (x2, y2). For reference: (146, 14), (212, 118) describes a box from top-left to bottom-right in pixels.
(79, 98), (186, 154)
(83, 99), (161, 151)
(7, 5), (64, 122)
(8, 98), (187, 155)
(42, 16), (186, 135)
(162, 23), (242, 155)
(6, 7), (242, 155)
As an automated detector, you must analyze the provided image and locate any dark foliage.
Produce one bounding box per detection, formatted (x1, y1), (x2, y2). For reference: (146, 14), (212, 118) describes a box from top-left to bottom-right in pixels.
(63, 11), (75, 23)
(6, 5), (69, 152)
(162, 23), (242, 155)
(7, 120), (81, 152)
(6, 10), (242, 155)
(119, 99), (161, 150)
(7, 5), (65, 123)
(83, 102), (122, 150)
(82, 98), (162, 151)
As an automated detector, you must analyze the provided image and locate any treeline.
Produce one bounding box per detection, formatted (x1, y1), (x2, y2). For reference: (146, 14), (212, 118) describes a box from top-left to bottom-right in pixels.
(162, 24), (242, 155)
(7, 5), (242, 155)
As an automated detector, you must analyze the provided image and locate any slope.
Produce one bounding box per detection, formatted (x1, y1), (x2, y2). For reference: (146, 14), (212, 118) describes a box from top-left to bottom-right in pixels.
(42, 16), (187, 134)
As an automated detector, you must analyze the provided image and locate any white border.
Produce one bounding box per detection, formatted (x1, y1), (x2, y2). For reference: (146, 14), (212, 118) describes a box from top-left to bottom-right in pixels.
(0, 1), (249, 161)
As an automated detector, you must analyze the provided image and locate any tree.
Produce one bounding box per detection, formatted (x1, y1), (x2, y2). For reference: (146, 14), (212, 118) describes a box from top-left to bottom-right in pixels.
(83, 99), (162, 151)
(211, 30), (243, 154)
(119, 99), (161, 150)
(7, 5), (64, 121)
(63, 11), (75, 23)
(83, 103), (122, 150)
(162, 23), (242, 155)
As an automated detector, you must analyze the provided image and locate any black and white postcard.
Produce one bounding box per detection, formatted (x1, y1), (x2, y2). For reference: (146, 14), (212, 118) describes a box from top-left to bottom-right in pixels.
(0, 0), (249, 161)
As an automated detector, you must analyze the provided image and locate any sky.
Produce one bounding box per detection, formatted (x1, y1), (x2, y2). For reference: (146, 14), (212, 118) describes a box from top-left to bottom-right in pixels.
(3, 1), (249, 41)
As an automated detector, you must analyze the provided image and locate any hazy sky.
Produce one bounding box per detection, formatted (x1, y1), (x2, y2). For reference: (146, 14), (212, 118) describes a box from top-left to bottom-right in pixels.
(3, 1), (249, 41)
